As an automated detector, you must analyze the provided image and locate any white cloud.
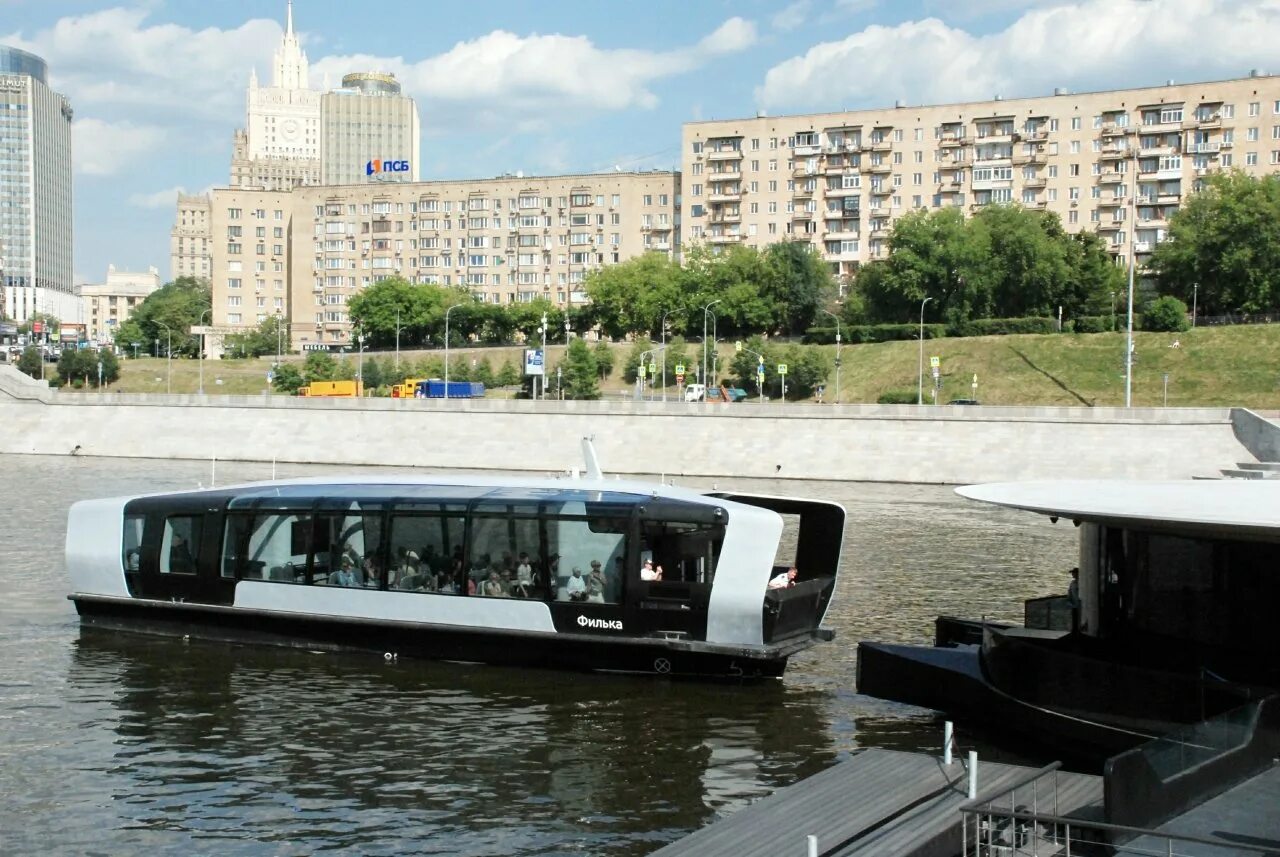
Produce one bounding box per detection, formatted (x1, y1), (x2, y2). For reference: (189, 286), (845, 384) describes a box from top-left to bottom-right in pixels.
(773, 1), (813, 32)
(756, 0), (1280, 111)
(3, 8), (280, 122)
(73, 118), (165, 176)
(313, 17), (758, 128)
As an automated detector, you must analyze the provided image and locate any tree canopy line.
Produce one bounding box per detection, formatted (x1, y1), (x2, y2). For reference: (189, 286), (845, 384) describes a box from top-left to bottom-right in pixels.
(19, 170), (1279, 393)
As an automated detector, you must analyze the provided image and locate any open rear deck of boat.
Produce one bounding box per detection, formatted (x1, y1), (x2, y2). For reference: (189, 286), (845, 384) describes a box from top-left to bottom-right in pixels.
(649, 747), (1103, 857)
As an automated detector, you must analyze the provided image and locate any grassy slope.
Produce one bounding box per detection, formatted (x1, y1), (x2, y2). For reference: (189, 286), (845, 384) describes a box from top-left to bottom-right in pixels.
(99, 325), (1280, 408)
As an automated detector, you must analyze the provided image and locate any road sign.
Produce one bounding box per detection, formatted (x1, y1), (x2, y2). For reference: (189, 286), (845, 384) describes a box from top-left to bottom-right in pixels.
(674, 363), (685, 375)
(929, 356), (940, 368)
(735, 341), (743, 353)
(676, 373), (685, 385)
(778, 363), (788, 375)
(638, 364), (647, 378)
(524, 348), (545, 376)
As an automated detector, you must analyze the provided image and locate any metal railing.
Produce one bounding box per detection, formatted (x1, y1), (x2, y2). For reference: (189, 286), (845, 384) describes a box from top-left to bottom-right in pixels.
(960, 763), (1280, 856)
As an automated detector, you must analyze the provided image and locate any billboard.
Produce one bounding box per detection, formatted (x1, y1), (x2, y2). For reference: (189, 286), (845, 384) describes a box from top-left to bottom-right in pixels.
(524, 348), (544, 377)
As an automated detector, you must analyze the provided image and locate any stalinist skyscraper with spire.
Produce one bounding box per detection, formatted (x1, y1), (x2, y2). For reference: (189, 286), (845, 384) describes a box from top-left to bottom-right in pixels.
(230, 1), (321, 190)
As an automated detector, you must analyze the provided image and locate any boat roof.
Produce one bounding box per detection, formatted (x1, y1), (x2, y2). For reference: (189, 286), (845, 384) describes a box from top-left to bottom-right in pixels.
(114, 473), (773, 515)
(957, 480), (1280, 539)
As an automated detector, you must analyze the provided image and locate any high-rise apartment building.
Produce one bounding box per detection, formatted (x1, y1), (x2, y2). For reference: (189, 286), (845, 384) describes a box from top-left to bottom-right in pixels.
(230, 1), (321, 191)
(79, 265), (162, 344)
(169, 193), (212, 281)
(0, 45), (73, 323)
(207, 172), (680, 351)
(321, 73), (421, 185)
(682, 73), (1280, 282)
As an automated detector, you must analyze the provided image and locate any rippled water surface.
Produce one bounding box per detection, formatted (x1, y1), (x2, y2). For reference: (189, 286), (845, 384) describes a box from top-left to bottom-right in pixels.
(0, 455), (1076, 855)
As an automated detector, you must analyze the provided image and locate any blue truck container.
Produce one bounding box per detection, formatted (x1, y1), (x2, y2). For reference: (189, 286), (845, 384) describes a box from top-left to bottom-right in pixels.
(417, 379), (485, 398)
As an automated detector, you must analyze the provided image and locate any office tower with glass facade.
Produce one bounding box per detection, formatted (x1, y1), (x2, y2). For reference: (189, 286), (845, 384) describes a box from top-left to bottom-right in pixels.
(321, 72), (421, 186)
(0, 45), (73, 323)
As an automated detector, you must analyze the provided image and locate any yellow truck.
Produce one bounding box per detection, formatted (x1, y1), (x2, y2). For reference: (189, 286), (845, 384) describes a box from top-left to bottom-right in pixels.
(298, 380), (364, 397)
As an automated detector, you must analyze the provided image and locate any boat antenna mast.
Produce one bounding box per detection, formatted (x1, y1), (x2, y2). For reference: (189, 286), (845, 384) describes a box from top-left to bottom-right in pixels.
(581, 436), (604, 480)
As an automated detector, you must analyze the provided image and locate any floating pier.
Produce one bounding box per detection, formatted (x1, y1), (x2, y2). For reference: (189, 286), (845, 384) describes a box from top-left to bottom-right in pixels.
(650, 745), (1102, 857)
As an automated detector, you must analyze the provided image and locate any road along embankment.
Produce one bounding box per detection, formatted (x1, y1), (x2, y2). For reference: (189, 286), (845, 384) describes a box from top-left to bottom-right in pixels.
(0, 373), (1261, 484)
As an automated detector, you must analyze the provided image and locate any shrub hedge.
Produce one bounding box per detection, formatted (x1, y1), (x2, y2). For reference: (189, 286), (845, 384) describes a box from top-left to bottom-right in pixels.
(877, 389), (919, 404)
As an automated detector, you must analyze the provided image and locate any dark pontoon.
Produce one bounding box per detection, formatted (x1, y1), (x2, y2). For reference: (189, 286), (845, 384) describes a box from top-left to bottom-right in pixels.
(858, 479), (1280, 757)
(67, 459), (844, 680)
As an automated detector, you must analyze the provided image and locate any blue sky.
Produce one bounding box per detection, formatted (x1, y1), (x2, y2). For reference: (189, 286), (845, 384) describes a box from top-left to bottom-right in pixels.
(1, 0), (1277, 284)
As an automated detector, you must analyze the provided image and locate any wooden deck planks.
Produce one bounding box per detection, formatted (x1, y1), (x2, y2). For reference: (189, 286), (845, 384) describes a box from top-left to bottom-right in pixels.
(650, 749), (1103, 857)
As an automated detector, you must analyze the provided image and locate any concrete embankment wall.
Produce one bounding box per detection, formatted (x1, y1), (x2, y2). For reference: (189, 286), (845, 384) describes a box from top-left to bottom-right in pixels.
(0, 366), (1256, 483)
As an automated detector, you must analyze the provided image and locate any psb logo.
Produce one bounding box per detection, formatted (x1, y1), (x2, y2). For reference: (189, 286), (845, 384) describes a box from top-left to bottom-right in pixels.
(366, 158), (411, 176)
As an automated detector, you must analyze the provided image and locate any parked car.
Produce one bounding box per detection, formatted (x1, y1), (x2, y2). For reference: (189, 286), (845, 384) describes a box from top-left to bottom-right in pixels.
(947, 398), (981, 406)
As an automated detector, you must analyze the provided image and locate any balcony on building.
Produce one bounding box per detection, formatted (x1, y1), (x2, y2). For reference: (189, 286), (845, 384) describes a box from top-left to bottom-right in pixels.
(824, 223), (860, 239)
(706, 232), (743, 244)
(863, 162), (892, 174)
(793, 164), (819, 178)
(1096, 220), (1122, 232)
(1134, 240), (1153, 254)
(971, 177), (1012, 192)
(825, 159), (856, 175)
(1098, 196), (1124, 208)
(870, 206), (892, 218)
(1021, 128), (1050, 143)
(938, 180), (962, 193)
(1023, 199), (1048, 211)
(825, 185), (860, 198)
(1189, 141), (1221, 155)
(793, 185), (816, 199)
(862, 140), (893, 153)
(709, 209), (742, 223)
(707, 189), (742, 203)
(706, 146), (743, 161)
(1099, 145), (1129, 161)
(1010, 153), (1047, 166)
(938, 134), (970, 148)
(1023, 175), (1048, 188)
(869, 228), (891, 240)
(939, 160), (966, 173)
(1099, 122), (1134, 138)
(707, 171), (741, 183)
(1098, 170), (1125, 184)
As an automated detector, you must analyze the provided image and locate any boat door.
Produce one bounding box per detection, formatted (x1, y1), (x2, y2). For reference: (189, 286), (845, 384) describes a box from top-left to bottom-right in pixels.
(126, 496), (236, 605)
(626, 507), (723, 641)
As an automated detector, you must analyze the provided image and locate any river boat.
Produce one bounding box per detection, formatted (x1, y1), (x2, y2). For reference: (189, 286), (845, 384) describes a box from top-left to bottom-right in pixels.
(66, 444), (844, 679)
(857, 480), (1280, 759)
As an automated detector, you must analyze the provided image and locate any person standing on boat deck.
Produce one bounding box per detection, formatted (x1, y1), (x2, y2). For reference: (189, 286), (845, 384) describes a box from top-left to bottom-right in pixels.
(567, 567), (588, 601)
(515, 552), (533, 597)
(168, 534), (196, 574)
(1067, 567), (1081, 631)
(769, 567), (798, 589)
(587, 562), (606, 603)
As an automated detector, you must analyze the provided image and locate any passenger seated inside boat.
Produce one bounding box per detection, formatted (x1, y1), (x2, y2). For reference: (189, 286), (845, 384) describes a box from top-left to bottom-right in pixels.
(330, 557), (359, 587)
(566, 567), (588, 601)
(482, 570), (505, 597)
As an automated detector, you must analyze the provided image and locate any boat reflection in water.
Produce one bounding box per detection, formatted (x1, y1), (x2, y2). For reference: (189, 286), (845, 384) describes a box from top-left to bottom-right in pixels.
(858, 479), (1280, 762)
(68, 626), (838, 855)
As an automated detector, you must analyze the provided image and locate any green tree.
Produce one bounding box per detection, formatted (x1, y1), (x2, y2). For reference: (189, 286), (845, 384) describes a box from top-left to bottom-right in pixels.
(592, 340), (615, 380)
(16, 345), (43, 379)
(1142, 296), (1191, 332)
(303, 351), (338, 381)
(561, 338), (600, 399)
(621, 337), (654, 383)
(496, 359), (521, 387)
(56, 348), (117, 387)
(1149, 170), (1280, 315)
(119, 276), (212, 358)
(222, 314), (288, 359)
(583, 253), (686, 338)
(473, 356), (496, 387)
(272, 363), (305, 394)
(762, 241), (835, 334)
(362, 356), (388, 389)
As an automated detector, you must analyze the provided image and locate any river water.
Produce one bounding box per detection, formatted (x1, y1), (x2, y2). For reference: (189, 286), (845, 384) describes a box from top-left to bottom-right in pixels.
(0, 454), (1076, 855)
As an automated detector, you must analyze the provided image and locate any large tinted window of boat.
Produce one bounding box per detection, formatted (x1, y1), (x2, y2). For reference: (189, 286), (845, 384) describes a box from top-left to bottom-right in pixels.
(160, 516), (201, 575)
(545, 517), (625, 603)
(388, 513), (466, 593)
(638, 520), (724, 585)
(123, 514), (143, 573)
(220, 512), (310, 582)
(313, 506), (383, 588)
(469, 504), (547, 600)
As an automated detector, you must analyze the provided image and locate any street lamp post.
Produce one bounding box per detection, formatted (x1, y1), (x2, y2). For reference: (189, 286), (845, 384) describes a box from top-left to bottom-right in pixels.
(197, 309), (212, 396)
(660, 309), (673, 403)
(275, 310), (283, 370)
(1124, 153), (1137, 408)
(394, 308), (408, 372)
(701, 299), (722, 404)
(157, 322), (173, 395)
(820, 309), (842, 404)
(131, 342), (139, 360)
(357, 329), (366, 395)
(917, 297), (933, 406)
(539, 312), (548, 402)
(444, 304), (462, 400)
(1191, 282), (1198, 329)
